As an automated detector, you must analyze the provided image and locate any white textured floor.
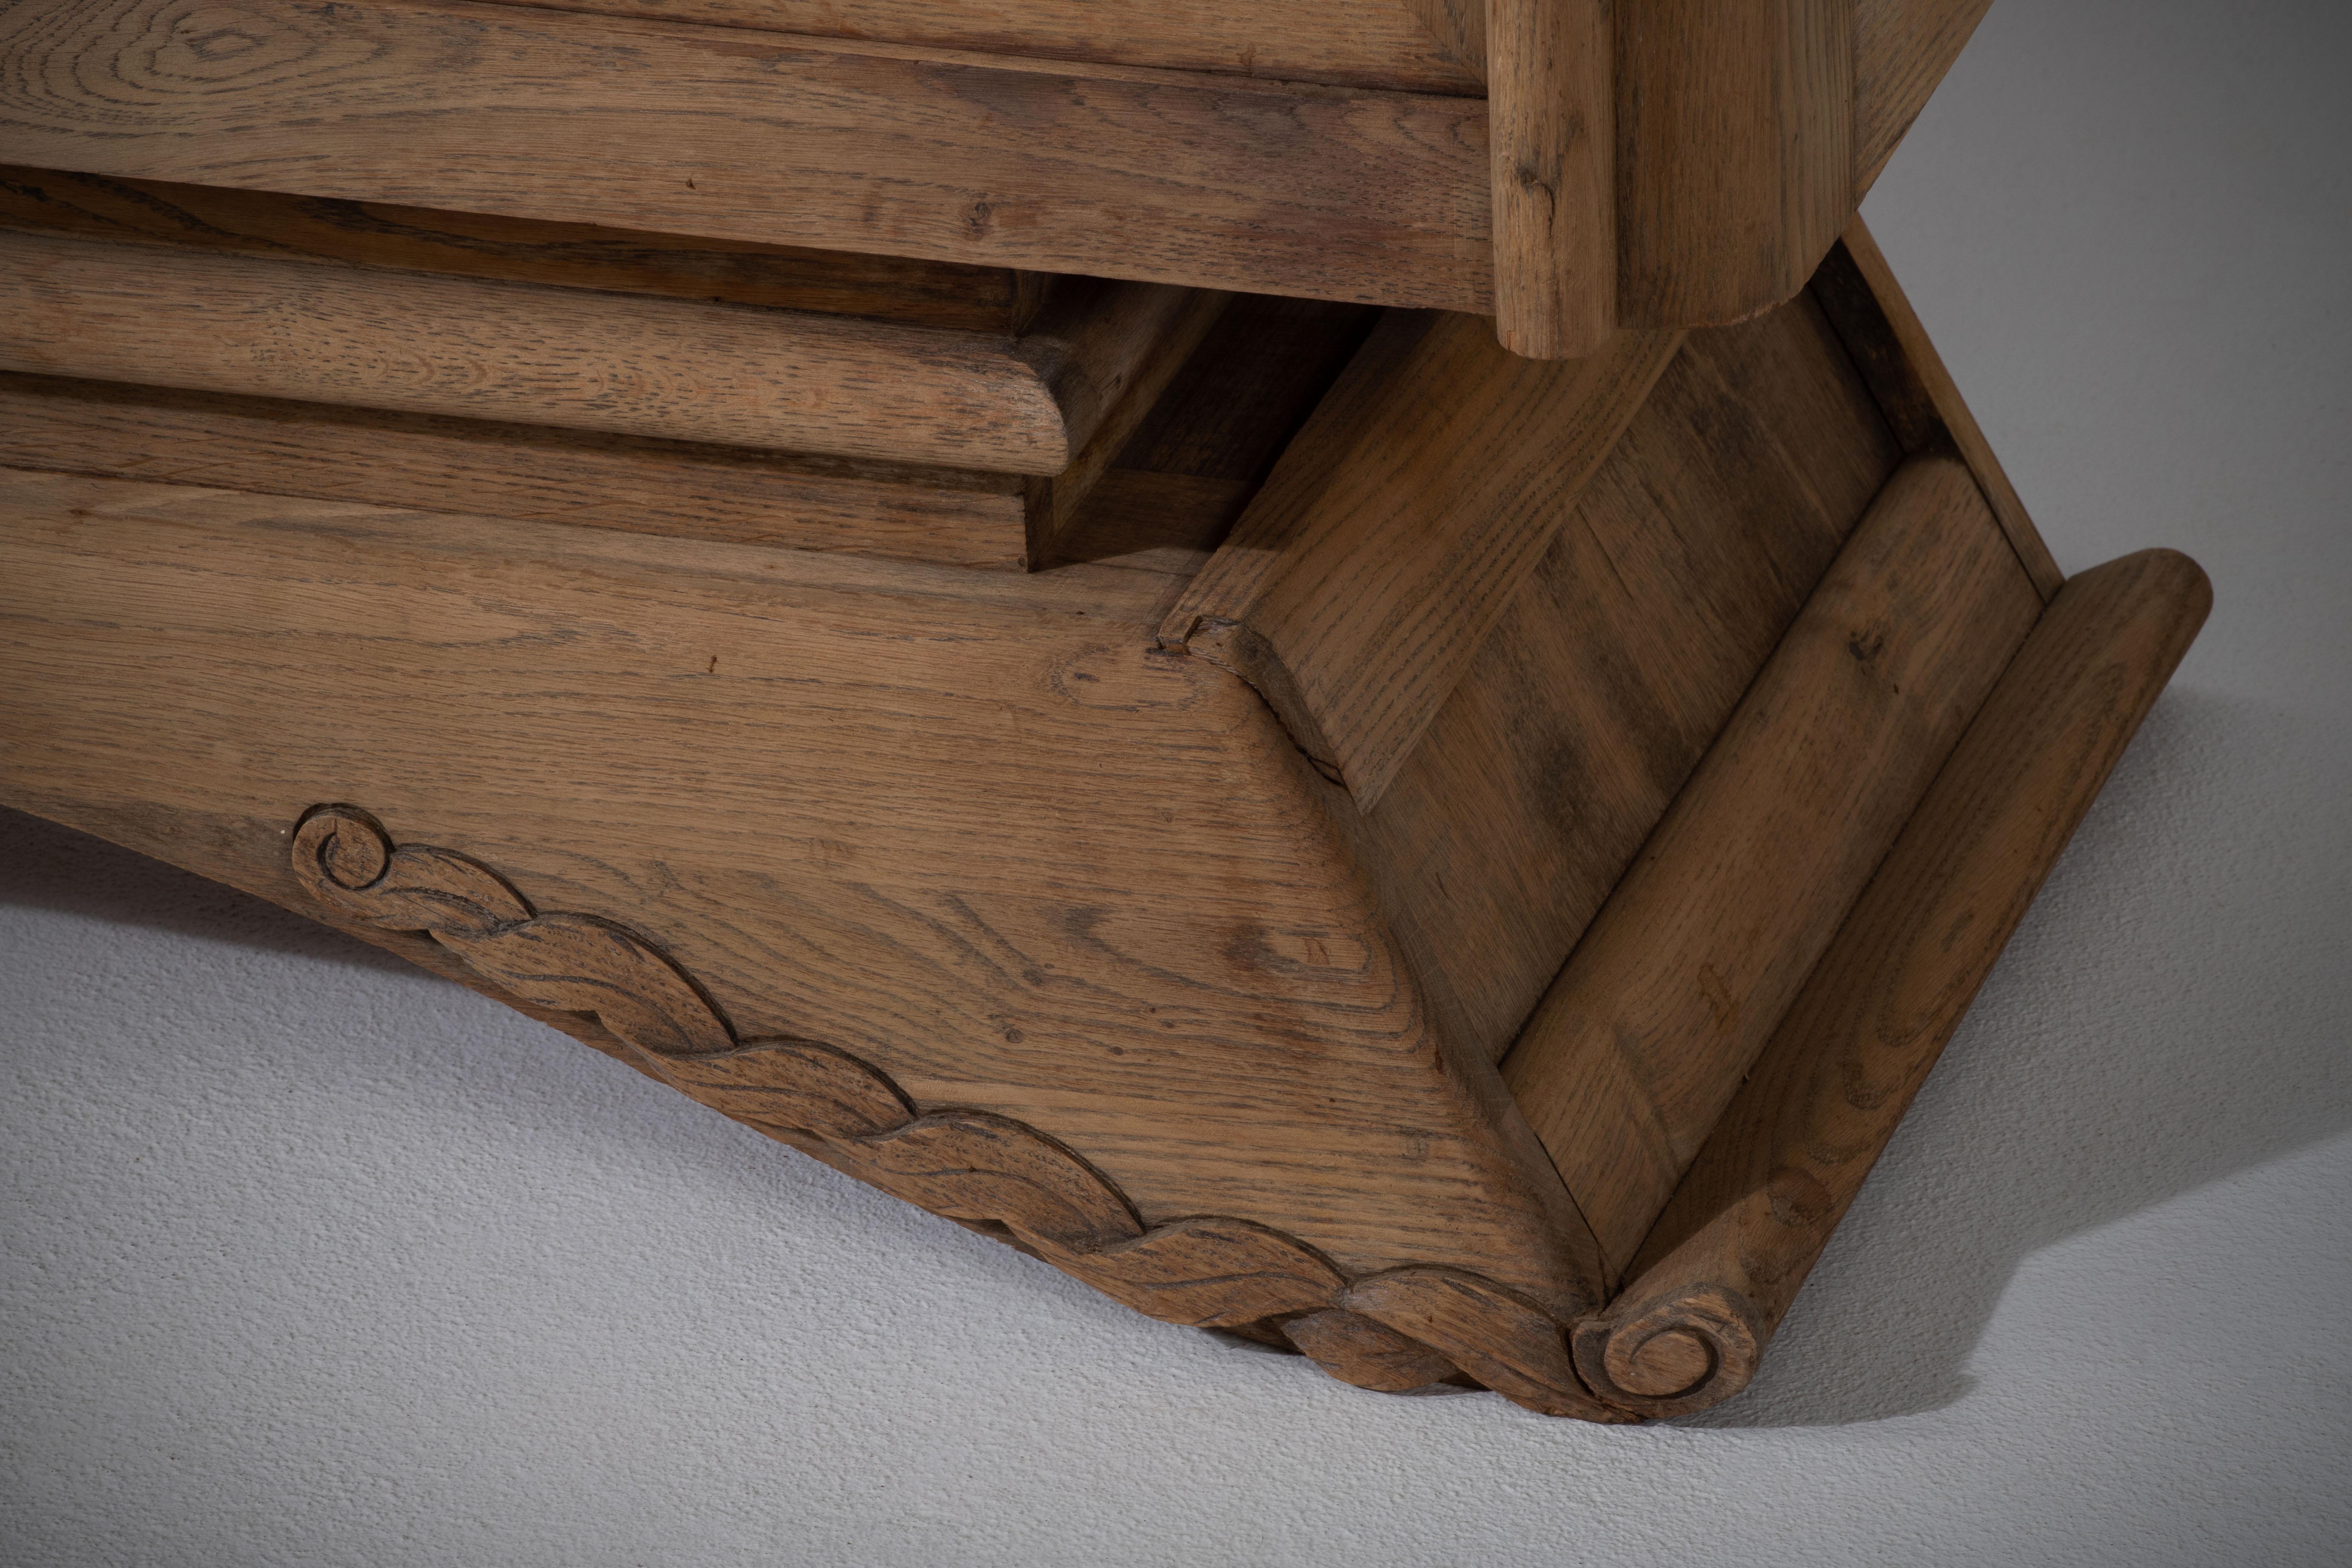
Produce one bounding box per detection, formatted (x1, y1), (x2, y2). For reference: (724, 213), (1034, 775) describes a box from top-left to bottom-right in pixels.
(5, 3), (2349, 1563)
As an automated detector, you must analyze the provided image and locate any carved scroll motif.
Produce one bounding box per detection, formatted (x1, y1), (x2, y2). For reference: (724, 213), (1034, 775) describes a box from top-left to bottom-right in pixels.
(288, 805), (1634, 1421)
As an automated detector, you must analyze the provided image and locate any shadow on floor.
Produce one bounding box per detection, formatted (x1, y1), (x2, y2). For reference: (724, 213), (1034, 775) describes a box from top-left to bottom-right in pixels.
(1685, 687), (2352, 1426)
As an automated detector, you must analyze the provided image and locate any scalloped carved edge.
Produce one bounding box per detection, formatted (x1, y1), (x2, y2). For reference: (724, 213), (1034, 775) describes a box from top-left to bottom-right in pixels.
(287, 804), (1635, 1422)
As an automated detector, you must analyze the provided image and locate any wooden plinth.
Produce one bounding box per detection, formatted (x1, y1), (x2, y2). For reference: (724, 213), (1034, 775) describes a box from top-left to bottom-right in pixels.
(0, 23), (2207, 1416)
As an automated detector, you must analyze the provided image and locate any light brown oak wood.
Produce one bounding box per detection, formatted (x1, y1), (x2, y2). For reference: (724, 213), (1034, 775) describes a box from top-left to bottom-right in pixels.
(1484, 0), (1614, 357)
(1810, 217), (2066, 599)
(467, 0), (1485, 93)
(0, 291), (1368, 574)
(1354, 291), (1901, 1066)
(280, 802), (1630, 1418)
(0, 164), (1054, 334)
(0, 228), (1204, 475)
(0, 464), (1610, 1321)
(1160, 314), (1681, 807)
(1614, 0), (1854, 329)
(0, 0), (1497, 312)
(0, 372), (1040, 569)
(1572, 547), (2213, 1416)
(1501, 456), (2044, 1276)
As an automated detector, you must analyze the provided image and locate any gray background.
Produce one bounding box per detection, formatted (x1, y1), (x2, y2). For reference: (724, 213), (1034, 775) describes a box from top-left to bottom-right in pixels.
(5, 2), (2348, 1562)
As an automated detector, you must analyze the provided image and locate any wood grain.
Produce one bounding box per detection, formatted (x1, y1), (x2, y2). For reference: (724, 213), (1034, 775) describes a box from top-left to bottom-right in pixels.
(1574, 547), (2213, 1416)
(1023, 289), (1233, 567)
(1402, 0), (1485, 73)
(1161, 313), (1681, 807)
(1614, 0), (1854, 328)
(1501, 456), (2044, 1275)
(1484, 0), (1614, 357)
(0, 164), (1051, 333)
(1854, 0), (1996, 190)
(282, 801), (1637, 1415)
(0, 372), (1039, 569)
(465, 0), (1485, 94)
(0, 292), (1347, 573)
(0, 463), (1608, 1315)
(0, 0), (1497, 312)
(0, 228), (1207, 474)
(1347, 292), (1901, 1063)
(1810, 217), (2065, 599)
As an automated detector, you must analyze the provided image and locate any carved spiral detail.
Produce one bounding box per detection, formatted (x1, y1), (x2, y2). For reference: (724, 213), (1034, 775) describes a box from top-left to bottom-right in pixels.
(1569, 1283), (1765, 1419)
(288, 806), (1638, 1421)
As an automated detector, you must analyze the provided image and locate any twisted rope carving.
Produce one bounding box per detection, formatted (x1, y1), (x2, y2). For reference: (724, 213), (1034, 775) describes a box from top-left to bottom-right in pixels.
(290, 805), (1633, 1421)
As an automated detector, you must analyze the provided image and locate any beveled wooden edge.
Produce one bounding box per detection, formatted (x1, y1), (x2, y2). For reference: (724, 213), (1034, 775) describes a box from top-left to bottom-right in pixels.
(1158, 312), (1680, 807)
(1810, 216), (2066, 600)
(285, 802), (1633, 1422)
(0, 227), (1205, 477)
(1571, 548), (2212, 1416)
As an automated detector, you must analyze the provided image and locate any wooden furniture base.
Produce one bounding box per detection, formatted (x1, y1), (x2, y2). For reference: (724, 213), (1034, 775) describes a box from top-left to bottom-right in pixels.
(0, 139), (2208, 1415)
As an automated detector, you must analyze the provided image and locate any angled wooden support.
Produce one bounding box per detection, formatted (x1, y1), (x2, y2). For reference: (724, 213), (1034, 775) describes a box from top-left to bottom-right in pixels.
(1811, 216), (2065, 599)
(0, 113), (2203, 1423)
(1158, 313), (1681, 806)
(1572, 548), (2212, 1415)
(1855, 0), (1998, 191)
(1501, 455), (2044, 1277)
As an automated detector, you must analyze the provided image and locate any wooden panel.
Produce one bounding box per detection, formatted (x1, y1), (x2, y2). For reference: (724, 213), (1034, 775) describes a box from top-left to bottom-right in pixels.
(0, 464), (1607, 1312)
(1502, 456), (2044, 1276)
(1354, 293), (1899, 1066)
(467, 0), (1485, 94)
(0, 0), (1496, 312)
(0, 229), (1202, 474)
(1161, 314), (1681, 807)
(1810, 217), (2065, 599)
(1484, 0), (1614, 357)
(0, 164), (1051, 334)
(0, 372), (1037, 569)
(1574, 548), (2213, 1417)
(1615, 0), (1854, 328)
(1855, 0), (1995, 190)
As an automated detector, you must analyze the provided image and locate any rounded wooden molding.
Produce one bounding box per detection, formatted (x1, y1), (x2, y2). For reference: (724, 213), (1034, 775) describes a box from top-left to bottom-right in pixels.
(1570, 1283), (1765, 1418)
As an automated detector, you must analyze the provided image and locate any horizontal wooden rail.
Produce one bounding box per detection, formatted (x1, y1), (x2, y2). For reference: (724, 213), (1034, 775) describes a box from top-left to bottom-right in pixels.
(0, 164), (1052, 335)
(1501, 456), (2044, 1277)
(466, 0), (1484, 93)
(0, 373), (1038, 569)
(0, 0), (1496, 312)
(1572, 548), (2213, 1416)
(0, 230), (1202, 474)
